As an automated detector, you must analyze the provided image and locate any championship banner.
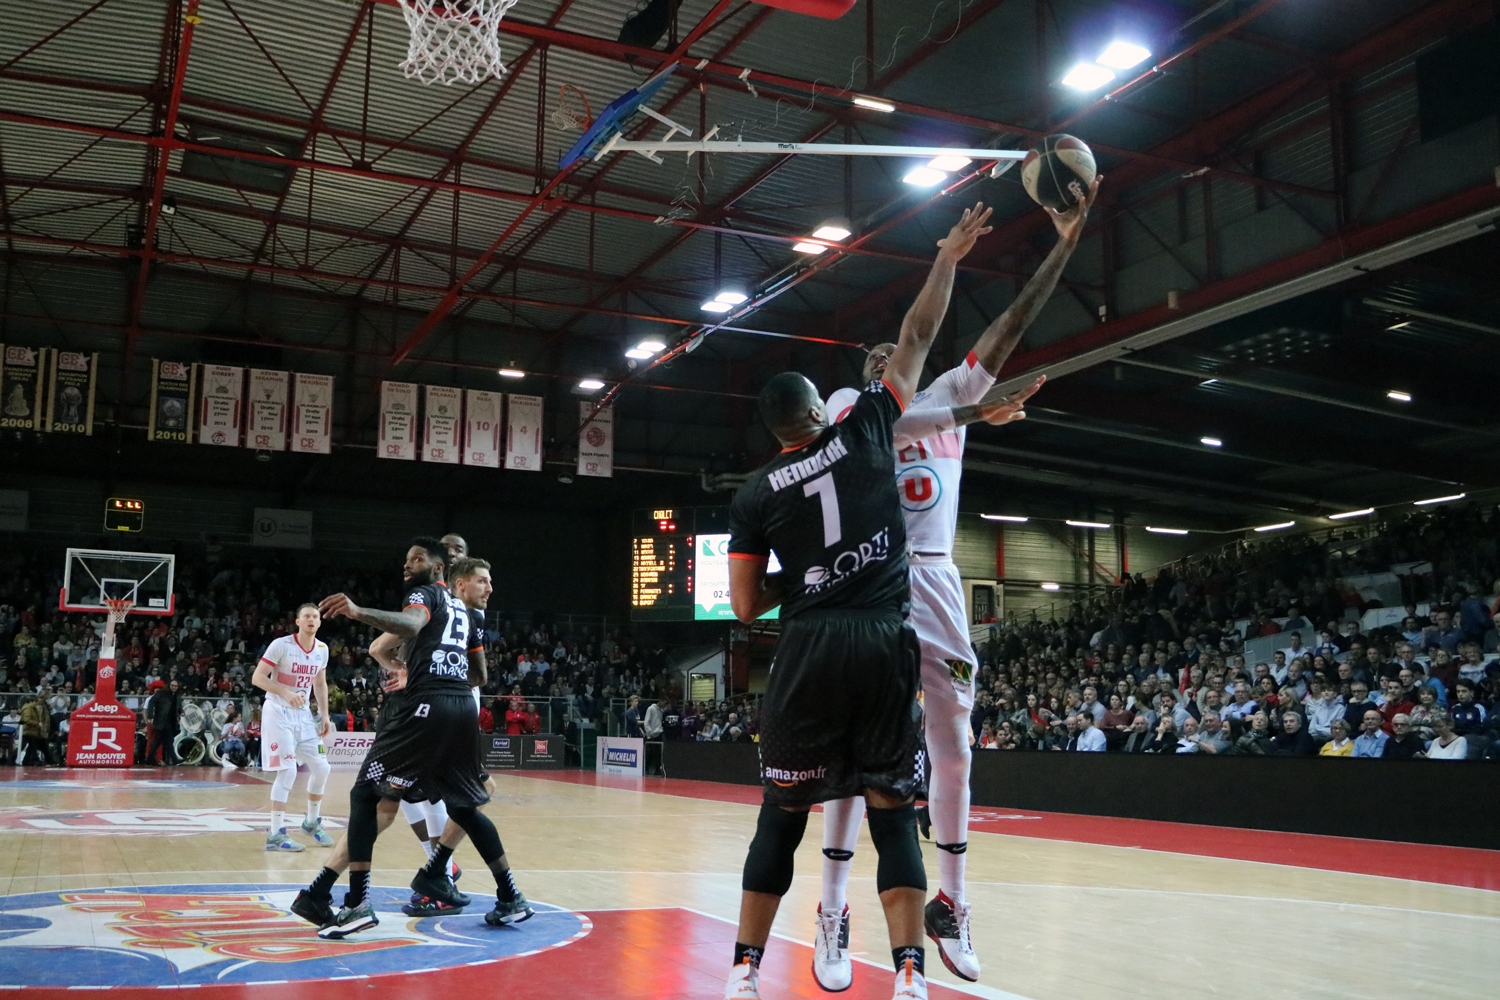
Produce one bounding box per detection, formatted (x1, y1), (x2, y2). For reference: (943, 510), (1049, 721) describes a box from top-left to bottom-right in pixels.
(577, 402), (614, 478)
(0, 344), (46, 431)
(464, 388), (502, 467)
(148, 359), (195, 443)
(197, 364), (244, 447)
(422, 384), (462, 464)
(290, 372), (333, 454)
(505, 393), (543, 471)
(378, 380), (418, 460)
(43, 350), (97, 435)
(246, 369), (289, 451)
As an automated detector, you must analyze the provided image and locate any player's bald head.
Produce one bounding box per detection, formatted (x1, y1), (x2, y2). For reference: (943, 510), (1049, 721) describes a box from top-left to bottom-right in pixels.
(758, 372), (826, 446)
(441, 533), (468, 558)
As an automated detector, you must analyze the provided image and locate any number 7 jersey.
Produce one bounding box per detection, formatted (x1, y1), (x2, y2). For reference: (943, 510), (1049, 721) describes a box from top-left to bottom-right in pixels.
(728, 379), (911, 620)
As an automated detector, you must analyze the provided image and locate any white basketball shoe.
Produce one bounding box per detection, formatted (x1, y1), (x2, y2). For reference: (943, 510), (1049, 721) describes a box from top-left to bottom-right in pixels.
(892, 956), (928, 1000)
(812, 903), (852, 991)
(924, 891), (979, 981)
(724, 961), (761, 999)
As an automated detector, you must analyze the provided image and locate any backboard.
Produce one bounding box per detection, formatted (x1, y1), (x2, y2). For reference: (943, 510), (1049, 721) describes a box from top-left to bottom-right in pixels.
(60, 548), (176, 616)
(558, 65), (678, 171)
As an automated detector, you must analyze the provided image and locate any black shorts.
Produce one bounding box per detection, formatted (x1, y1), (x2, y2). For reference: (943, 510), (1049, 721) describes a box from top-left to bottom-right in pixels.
(357, 689), (488, 807)
(758, 611), (922, 807)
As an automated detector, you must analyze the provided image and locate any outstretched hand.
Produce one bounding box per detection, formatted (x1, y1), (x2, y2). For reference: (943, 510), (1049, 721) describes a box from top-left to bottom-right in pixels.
(318, 592), (361, 620)
(1048, 174), (1101, 243)
(976, 374), (1046, 426)
(936, 202), (994, 261)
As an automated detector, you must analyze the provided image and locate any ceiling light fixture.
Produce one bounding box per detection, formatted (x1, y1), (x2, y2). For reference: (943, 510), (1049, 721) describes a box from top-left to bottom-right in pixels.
(902, 166), (948, 187)
(1387, 390), (1412, 402)
(793, 240), (828, 254)
(1200, 436), (1223, 447)
(701, 300), (734, 313)
(1413, 492), (1465, 506)
(1065, 519), (1110, 529)
(577, 378), (605, 391)
(497, 368), (525, 379)
(1097, 40), (1151, 70)
(637, 340), (665, 353)
(927, 154), (972, 172)
(813, 222), (852, 242)
(1040, 582), (1061, 591)
(714, 290), (748, 305)
(1387, 320), (1412, 330)
(1145, 526), (1189, 535)
(1061, 62), (1116, 91)
(1328, 508), (1374, 520)
(852, 95), (895, 113)
(981, 514), (1029, 523)
(1254, 521), (1296, 532)
(624, 348), (654, 360)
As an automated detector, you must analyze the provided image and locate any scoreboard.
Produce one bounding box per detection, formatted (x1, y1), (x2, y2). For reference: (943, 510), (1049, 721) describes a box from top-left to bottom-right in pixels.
(631, 507), (779, 622)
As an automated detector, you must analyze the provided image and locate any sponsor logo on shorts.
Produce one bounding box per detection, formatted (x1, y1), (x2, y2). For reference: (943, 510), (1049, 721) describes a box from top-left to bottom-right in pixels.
(387, 775), (415, 789)
(764, 765), (827, 787)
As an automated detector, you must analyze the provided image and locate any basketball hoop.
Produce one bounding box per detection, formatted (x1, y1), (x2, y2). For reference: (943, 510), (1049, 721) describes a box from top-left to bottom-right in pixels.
(102, 597), (134, 627)
(395, 0), (520, 86)
(552, 84), (594, 132)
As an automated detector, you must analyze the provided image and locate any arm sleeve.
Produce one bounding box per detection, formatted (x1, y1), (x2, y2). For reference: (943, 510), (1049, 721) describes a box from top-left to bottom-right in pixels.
(727, 482), (770, 559)
(891, 406), (958, 451)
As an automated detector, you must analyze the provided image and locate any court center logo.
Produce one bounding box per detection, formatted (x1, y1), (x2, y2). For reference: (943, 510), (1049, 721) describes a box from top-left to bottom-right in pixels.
(0, 807), (348, 835)
(0, 883), (589, 987)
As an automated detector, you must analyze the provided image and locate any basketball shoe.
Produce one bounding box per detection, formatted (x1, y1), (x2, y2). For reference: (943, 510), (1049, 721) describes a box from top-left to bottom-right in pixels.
(403, 893), (465, 917)
(318, 896), (378, 939)
(923, 891), (978, 981)
(301, 817), (335, 847)
(290, 889), (334, 928)
(812, 903), (852, 991)
(266, 830), (304, 852)
(410, 869), (471, 908)
(483, 893), (534, 926)
(892, 957), (927, 1000)
(724, 961), (760, 999)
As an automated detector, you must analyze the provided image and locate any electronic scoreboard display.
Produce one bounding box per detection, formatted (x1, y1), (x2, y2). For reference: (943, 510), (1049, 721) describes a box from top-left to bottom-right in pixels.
(631, 507), (779, 622)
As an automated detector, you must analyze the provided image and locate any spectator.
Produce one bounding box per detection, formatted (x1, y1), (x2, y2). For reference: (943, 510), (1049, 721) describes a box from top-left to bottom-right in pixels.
(1319, 719), (1354, 757)
(1306, 682), (1345, 743)
(1073, 712), (1106, 752)
(1382, 714), (1423, 759)
(644, 696), (665, 741)
(1191, 711), (1231, 754)
(1376, 679), (1414, 735)
(623, 694), (643, 739)
(1449, 681), (1487, 736)
(1118, 714), (1152, 753)
(1352, 710), (1389, 758)
(19, 691), (50, 765)
(1343, 681), (1377, 730)
(1228, 711), (1274, 755)
(218, 707), (248, 769)
(1271, 712), (1315, 756)
(1424, 713), (1467, 760)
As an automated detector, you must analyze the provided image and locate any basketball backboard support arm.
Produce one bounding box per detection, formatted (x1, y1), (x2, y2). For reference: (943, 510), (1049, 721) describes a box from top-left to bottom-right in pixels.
(593, 136), (1026, 174)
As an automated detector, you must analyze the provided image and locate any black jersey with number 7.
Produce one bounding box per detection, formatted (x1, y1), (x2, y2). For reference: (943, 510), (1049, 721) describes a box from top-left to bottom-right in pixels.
(400, 582), (477, 695)
(728, 379), (910, 620)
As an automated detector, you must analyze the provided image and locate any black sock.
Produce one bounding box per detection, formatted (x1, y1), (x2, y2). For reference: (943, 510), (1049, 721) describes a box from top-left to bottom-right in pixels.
(310, 867), (338, 899)
(348, 870), (370, 907)
(493, 864), (521, 902)
(423, 844), (454, 878)
(733, 943), (763, 970)
(893, 946), (924, 977)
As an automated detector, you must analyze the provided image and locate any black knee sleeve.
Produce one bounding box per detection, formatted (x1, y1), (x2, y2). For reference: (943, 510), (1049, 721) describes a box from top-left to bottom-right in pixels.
(742, 805), (808, 896)
(347, 782), (381, 864)
(447, 804), (505, 864)
(867, 803), (926, 894)
(822, 847), (854, 862)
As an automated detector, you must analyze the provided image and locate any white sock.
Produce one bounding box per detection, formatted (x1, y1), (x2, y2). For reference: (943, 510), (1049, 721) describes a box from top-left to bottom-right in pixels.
(305, 799), (320, 824)
(927, 709), (972, 905)
(421, 839), (436, 862)
(270, 807), (285, 837)
(820, 796), (864, 914)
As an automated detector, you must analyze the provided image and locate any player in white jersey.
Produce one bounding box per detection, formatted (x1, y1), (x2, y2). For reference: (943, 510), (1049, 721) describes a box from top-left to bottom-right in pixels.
(814, 176), (1098, 989)
(252, 603), (335, 852)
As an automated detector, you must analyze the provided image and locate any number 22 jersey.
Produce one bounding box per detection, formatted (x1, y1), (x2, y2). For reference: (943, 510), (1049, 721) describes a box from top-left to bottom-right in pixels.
(728, 379), (910, 620)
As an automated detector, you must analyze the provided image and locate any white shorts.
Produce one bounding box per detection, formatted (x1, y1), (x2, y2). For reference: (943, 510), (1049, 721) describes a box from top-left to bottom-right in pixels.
(472, 687), (481, 711)
(261, 703), (324, 772)
(910, 558), (976, 714)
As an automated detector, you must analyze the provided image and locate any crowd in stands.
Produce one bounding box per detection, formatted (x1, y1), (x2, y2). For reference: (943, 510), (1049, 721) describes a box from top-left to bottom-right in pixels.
(967, 506), (1500, 760)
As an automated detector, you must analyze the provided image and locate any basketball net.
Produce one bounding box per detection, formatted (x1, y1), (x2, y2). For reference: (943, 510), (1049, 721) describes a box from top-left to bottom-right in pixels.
(552, 84), (594, 132)
(395, 0), (519, 86)
(102, 598), (132, 659)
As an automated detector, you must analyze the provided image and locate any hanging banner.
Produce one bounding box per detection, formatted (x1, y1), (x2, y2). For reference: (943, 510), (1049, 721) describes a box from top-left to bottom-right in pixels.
(0, 345), (46, 431)
(43, 350), (97, 435)
(197, 364), (244, 447)
(246, 369), (290, 451)
(378, 380), (418, 460)
(148, 359), (196, 443)
(505, 394), (543, 472)
(290, 372), (333, 454)
(464, 389), (502, 468)
(577, 402), (614, 478)
(422, 384), (462, 464)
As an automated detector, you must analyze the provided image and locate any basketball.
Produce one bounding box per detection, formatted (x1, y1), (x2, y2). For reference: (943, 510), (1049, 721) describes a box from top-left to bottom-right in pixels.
(1021, 134), (1097, 210)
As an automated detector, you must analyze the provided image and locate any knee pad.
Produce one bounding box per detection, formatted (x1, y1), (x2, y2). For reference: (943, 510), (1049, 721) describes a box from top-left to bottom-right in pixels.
(270, 767), (296, 802)
(447, 804), (504, 863)
(742, 805), (808, 897)
(866, 803), (926, 894)
(399, 799), (426, 827)
(347, 783), (382, 863)
(306, 754), (331, 795)
(422, 799), (448, 837)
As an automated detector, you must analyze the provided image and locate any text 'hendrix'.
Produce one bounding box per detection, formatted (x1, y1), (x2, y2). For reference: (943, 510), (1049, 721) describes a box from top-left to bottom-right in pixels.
(767, 436), (848, 492)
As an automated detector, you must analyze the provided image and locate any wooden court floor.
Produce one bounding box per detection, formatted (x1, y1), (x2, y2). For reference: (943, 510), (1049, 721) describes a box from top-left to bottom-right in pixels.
(1, 766), (1496, 999)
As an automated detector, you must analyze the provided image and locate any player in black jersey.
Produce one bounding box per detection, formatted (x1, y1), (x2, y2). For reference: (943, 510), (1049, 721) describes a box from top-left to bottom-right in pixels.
(289, 537), (532, 939)
(723, 203), (993, 1000)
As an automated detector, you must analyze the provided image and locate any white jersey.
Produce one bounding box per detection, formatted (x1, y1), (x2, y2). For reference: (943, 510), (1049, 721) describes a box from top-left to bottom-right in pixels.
(827, 350), (994, 556)
(258, 634), (329, 715)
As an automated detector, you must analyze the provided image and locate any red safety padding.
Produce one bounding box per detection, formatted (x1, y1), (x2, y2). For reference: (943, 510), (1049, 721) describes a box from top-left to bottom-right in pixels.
(753, 0), (857, 19)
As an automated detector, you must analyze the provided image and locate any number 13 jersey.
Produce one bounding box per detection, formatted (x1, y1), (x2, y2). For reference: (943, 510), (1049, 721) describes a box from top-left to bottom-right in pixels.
(729, 379), (910, 620)
(401, 582), (483, 696)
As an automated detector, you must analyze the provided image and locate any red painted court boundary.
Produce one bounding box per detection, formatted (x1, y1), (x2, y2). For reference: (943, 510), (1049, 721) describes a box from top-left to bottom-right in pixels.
(516, 769), (1500, 892)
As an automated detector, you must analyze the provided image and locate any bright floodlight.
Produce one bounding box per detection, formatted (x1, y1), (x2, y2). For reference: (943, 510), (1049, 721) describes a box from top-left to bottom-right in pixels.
(625, 348), (654, 360)
(928, 154), (972, 172)
(1200, 436), (1223, 447)
(701, 300), (733, 313)
(852, 95), (895, 112)
(1254, 521), (1296, 532)
(1065, 519), (1110, 529)
(1387, 390), (1412, 402)
(813, 223), (851, 242)
(1146, 526), (1189, 535)
(1040, 582), (1061, 591)
(1329, 508), (1374, 520)
(714, 290), (748, 305)
(1097, 40), (1151, 70)
(497, 368), (525, 378)
(903, 166), (948, 187)
(981, 514), (1028, 522)
(1062, 62), (1115, 91)
(636, 340), (666, 353)
(1414, 492), (1465, 506)
(793, 240), (828, 255)
(577, 378), (605, 391)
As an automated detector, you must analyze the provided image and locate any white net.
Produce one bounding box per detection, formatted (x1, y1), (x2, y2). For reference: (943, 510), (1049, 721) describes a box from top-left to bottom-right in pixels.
(396, 0), (520, 86)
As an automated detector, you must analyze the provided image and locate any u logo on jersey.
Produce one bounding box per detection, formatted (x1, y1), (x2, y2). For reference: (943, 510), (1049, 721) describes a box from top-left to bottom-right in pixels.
(896, 465), (941, 512)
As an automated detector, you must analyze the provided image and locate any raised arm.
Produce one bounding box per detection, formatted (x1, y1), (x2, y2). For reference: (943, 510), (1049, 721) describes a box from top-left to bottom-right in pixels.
(318, 592), (429, 637)
(883, 203), (993, 406)
(969, 176), (1099, 376)
(891, 375), (1046, 448)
